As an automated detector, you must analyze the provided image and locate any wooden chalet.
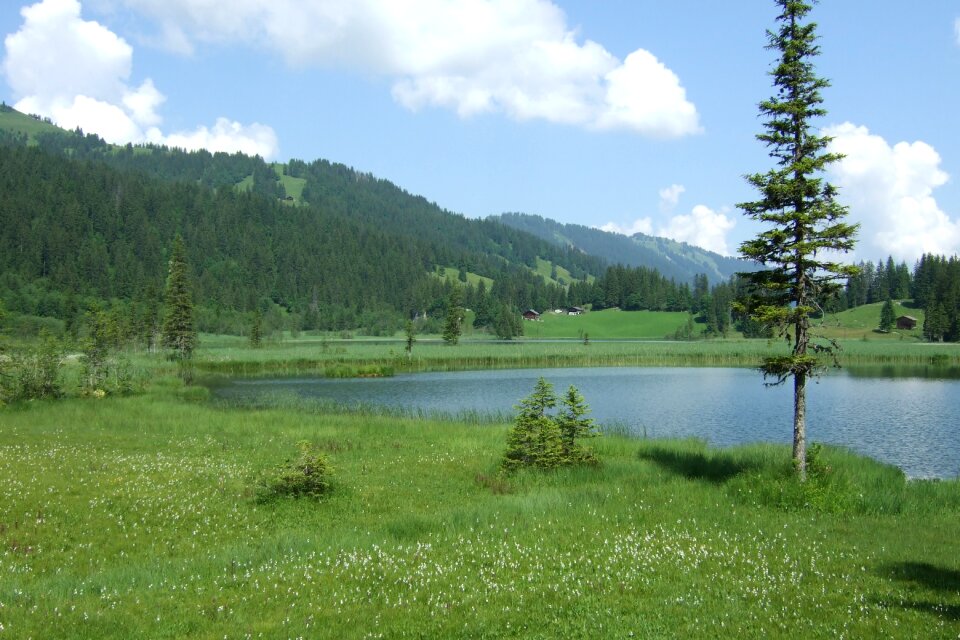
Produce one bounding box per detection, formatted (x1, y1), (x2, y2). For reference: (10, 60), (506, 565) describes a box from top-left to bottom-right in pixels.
(522, 309), (541, 321)
(896, 315), (918, 330)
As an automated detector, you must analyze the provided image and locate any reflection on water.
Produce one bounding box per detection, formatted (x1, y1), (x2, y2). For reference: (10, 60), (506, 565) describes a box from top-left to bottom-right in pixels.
(211, 367), (960, 479)
(845, 365), (960, 380)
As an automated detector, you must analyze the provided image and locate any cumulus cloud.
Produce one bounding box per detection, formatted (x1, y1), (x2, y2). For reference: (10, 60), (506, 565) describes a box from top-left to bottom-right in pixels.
(106, 0), (701, 136)
(599, 203), (735, 256)
(2, 0), (278, 157)
(658, 183), (685, 213)
(657, 205), (735, 256)
(825, 122), (959, 262)
(148, 118), (279, 159)
(598, 218), (653, 237)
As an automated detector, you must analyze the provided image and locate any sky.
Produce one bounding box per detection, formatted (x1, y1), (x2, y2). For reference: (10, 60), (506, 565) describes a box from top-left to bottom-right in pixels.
(1, 0), (959, 264)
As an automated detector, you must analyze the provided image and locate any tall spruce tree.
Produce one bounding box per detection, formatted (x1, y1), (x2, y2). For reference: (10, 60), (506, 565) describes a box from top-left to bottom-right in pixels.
(737, 0), (859, 479)
(879, 298), (895, 332)
(441, 287), (464, 345)
(161, 235), (197, 379)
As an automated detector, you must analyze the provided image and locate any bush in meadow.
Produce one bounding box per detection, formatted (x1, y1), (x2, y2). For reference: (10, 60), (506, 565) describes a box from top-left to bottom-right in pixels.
(2, 330), (64, 403)
(256, 441), (333, 502)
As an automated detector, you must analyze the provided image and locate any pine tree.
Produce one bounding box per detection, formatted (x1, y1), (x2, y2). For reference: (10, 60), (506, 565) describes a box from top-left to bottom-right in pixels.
(879, 298), (895, 332)
(404, 319), (416, 357)
(441, 287), (464, 345)
(736, 0), (859, 479)
(924, 303), (948, 342)
(249, 308), (263, 348)
(502, 377), (557, 472)
(161, 235), (197, 380)
(556, 385), (599, 463)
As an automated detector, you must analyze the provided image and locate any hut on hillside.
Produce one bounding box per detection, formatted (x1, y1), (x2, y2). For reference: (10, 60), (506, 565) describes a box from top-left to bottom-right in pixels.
(896, 315), (918, 330)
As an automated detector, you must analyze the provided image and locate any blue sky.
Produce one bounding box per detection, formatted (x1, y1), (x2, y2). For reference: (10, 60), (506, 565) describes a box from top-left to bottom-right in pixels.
(2, 0), (959, 263)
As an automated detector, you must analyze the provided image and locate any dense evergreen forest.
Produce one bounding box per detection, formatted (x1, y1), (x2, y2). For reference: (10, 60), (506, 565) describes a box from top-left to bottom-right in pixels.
(0, 141), (595, 337)
(2, 107), (959, 342)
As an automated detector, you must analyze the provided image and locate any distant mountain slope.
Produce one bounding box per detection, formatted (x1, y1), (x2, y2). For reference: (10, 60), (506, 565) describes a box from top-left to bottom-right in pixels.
(0, 108), (608, 333)
(492, 212), (750, 284)
(0, 103), (64, 142)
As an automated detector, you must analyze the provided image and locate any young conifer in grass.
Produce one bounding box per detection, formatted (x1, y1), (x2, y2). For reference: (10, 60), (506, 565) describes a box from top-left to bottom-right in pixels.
(736, 0), (859, 479)
(502, 378), (599, 472)
(556, 385), (600, 464)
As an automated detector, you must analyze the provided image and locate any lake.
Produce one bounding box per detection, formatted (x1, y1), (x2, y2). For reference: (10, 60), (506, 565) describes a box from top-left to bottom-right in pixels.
(210, 366), (960, 479)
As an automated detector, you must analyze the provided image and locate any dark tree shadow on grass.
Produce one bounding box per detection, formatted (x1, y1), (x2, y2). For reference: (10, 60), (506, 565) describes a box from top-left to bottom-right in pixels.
(875, 562), (960, 622)
(637, 444), (754, 484)
(884, 562), (960, 592)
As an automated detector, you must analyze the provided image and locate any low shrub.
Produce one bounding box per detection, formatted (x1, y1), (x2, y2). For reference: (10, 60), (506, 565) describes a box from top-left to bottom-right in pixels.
(256, 441), (333, 502)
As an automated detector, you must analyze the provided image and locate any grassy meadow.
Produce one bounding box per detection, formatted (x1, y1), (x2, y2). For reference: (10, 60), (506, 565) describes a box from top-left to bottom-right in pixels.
(3, 329), (960, 637)
(1, 378), (959, 638)
(526, 308), (698, 339)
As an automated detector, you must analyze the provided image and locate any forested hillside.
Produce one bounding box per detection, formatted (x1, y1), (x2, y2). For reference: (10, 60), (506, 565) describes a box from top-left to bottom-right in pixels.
(0, 113), (602, 335)
(493, 212), (748, 284)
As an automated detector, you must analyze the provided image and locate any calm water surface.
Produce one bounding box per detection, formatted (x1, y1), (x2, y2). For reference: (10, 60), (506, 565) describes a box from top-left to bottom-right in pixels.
(213, 367), (960, 479)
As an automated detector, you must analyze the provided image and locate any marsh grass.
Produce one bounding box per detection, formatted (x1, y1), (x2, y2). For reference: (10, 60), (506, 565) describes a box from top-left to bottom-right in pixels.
(190, 334), (960, 378)
(1, 383), (958, 638)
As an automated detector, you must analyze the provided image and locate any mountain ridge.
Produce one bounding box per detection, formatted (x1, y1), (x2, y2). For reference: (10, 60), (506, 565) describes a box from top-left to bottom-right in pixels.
(491, 213), (748, 284)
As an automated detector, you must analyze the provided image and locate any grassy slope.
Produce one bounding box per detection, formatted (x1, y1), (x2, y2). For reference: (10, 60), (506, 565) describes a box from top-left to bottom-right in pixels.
(533, 256), (575, 287)
(818, 301), (924, 341)
(273, 163), (306, 203)
(0, 107), (65, 142)
(528, 308), (699, 339)
(432, 265), (495, 289)
(1, 382), (957, 638)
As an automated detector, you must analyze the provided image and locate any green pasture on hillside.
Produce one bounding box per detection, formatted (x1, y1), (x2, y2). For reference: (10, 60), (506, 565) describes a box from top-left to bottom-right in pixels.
(527, 308), (698, 339)
(274, 163), (307, 203)
(533, 256), (579, 286)
(818, 300), (925, 341)
(432, 265), (495, 289)
(0, 106), (63, 142)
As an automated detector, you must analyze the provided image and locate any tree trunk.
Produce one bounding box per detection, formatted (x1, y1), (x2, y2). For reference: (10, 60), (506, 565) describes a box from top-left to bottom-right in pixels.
(793, 370), (807, 481)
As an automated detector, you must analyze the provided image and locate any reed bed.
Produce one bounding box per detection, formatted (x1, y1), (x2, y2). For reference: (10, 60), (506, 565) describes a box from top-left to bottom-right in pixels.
(192, 336), (960, 377)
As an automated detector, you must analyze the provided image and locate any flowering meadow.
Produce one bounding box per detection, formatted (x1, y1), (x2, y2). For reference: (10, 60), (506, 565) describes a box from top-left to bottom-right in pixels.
(1, 381), (958, 638)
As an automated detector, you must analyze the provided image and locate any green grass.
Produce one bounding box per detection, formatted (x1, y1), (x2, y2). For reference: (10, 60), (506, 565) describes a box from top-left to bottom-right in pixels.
(1, 380), (958, 638)
(532, 257), (578, 287)
(818, 300), (924, 341)
(273, 163), (306, 203)
(186, 331), (960, 377)
(527, 308), (699, 339)
(431, 265), (495, 289)
(236, 174), (254, 192)
(0, 106), (65, 142)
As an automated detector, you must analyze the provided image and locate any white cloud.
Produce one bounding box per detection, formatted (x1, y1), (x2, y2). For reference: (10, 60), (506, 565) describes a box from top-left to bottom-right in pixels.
(149, 118), (279, 158)
(658, 183), (685, 213)
(657, 205), (735, 256)
(825, 122), (959, 262)
(597, 204), (735, 256)
(2, 0), (278, 157)
(107, 0), (701, 136)
(598, 218), (653, 236)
